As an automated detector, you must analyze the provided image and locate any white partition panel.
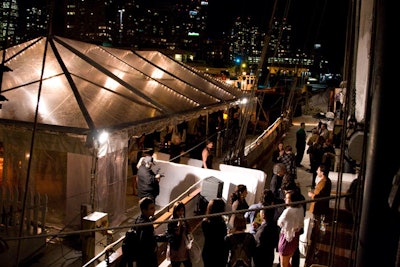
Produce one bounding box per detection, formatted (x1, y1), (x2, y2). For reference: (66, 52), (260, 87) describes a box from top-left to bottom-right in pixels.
(152, 159), (266, 208)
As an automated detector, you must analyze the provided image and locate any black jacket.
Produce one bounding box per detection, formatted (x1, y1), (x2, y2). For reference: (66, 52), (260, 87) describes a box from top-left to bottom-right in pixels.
(137, 165), (160, 201)
(134, 214), (158, 267)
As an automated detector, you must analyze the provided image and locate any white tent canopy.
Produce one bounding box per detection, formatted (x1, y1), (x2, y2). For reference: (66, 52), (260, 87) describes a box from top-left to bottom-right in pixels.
(0, 36), (244, 227)
(0, 36), (244, 137)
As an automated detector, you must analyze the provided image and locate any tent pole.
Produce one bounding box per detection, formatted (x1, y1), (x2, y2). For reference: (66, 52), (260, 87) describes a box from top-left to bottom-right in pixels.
(0, 0), (13, 97)
(90, 152), (98, 210)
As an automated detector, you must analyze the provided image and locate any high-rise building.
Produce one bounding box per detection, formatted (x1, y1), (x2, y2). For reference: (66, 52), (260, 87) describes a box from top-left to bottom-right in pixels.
(18, 0), (49, 42)
(228, 16), (265, 67)
(0, 0), (19, 49)
(65, 0), (116, 45)
(2, 0), (316, 75)
(266, 17), (313, 70)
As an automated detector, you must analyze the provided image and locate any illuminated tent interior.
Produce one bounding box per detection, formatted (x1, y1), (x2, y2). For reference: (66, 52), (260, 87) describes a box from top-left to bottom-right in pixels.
(0, 36), (244, 227)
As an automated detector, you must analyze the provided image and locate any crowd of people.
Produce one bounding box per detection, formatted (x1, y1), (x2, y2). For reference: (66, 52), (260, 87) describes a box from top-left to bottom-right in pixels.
(128, 104), (245, 177)
(122, 120), (335, 267)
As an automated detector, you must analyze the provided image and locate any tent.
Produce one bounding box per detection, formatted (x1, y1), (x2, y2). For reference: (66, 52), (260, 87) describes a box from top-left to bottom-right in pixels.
(0, 36), (244, 227)
(0, 36), (243, 135)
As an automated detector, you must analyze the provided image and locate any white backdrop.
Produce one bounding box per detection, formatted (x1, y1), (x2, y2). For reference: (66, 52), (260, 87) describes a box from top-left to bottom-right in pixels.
(152, 153), (266, 208)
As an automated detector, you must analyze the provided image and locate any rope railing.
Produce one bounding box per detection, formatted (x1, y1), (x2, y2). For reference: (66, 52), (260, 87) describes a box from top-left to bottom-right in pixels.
(3, 192), (352, 241)
(1, 191), (352, 266)
(85, 192), (355, 267)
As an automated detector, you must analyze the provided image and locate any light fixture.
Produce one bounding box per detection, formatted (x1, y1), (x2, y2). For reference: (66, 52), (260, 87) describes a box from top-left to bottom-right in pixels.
(223, 111), (228, 120)
(98, 131), (109, 145)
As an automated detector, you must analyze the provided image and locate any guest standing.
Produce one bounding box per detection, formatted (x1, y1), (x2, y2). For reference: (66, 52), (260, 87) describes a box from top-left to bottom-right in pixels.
(137, 155), (162, 202)
(169, 134), (185, 163)
(306, 128), (319, 171)
(272, 141), (285, 164)
(278, 176), (306, 267)
(270, 163), (287, 199)
(201, 198), (227, 267)
(166, 201), (192, 267)
(224, 216), (256, 267)
(253, 208), (280, 267)
(322, 138), (336, 171)
(277, 191), (304, 267)
(202, 140), (214, 169)
(278, 145), (297, 179)
(308, 136), (326, 188)
(135, 197), (167, 267)
(245, 189), (276, 234)
(228, 184), (249, 231)
(308, 164), (332, 220)
(295, 122), (307, 166)
(319, 122), (330, 140)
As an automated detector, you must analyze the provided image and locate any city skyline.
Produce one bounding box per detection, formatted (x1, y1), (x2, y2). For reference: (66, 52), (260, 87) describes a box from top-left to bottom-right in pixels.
(139, 0), (348, 72)
(8, 0), (349, 73)
(206, 0), (349, 72)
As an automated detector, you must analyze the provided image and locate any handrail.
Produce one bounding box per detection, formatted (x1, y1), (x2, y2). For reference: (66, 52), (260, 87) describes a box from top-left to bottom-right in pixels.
(2, 190), (352, 267)
(82, 236), (125, 267)
(86, 192), (352, 267)
(244, 117), (281, 155)
(83, 181), (203, 267)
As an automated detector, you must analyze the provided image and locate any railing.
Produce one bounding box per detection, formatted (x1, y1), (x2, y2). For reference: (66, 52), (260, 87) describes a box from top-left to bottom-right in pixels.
(87, 181), (203, 267)
(0, 185), (48, 263)
(244, 117), (285, 167)
(91, 192), (353, 267)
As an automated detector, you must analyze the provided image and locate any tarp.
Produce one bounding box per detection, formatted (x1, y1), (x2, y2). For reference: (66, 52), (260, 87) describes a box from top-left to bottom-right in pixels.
(0, 36), (244, 137)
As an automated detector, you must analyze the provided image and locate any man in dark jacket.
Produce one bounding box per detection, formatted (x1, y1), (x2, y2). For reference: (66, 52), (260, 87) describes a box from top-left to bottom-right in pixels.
(253, 208), (279, 267)
(137, 156), (162, 202)
(270, 163), (287, 199)
(135, 197), (167, 267)
(295, 122), (307, 166)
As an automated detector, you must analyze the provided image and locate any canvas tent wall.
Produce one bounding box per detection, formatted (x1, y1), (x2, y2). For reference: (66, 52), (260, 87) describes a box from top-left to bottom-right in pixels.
(0, 36), (244, 228)
(0, 126), (130, 227)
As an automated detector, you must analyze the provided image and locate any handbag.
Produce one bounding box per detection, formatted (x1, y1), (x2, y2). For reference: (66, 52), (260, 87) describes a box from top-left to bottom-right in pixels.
(185, 233), (201, 263)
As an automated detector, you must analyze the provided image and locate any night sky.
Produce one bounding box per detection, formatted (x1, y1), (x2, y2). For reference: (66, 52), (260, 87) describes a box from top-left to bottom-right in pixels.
(207, 0), (349, 72)
(50, 0), (349, 72)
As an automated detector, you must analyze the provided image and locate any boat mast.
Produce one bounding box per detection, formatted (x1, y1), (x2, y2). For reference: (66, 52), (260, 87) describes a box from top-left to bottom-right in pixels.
(231, 0), (287, 165)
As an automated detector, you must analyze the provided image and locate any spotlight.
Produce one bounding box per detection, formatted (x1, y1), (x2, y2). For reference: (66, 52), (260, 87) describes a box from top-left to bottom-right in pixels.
(98, 131), (109, 145)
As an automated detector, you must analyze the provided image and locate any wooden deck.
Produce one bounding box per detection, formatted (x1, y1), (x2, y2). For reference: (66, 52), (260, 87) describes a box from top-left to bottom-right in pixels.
(305, 209), (356, 267)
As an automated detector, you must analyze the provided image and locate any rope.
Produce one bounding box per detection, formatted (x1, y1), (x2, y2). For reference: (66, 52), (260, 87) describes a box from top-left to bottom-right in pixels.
(3, 193), (351, 241)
